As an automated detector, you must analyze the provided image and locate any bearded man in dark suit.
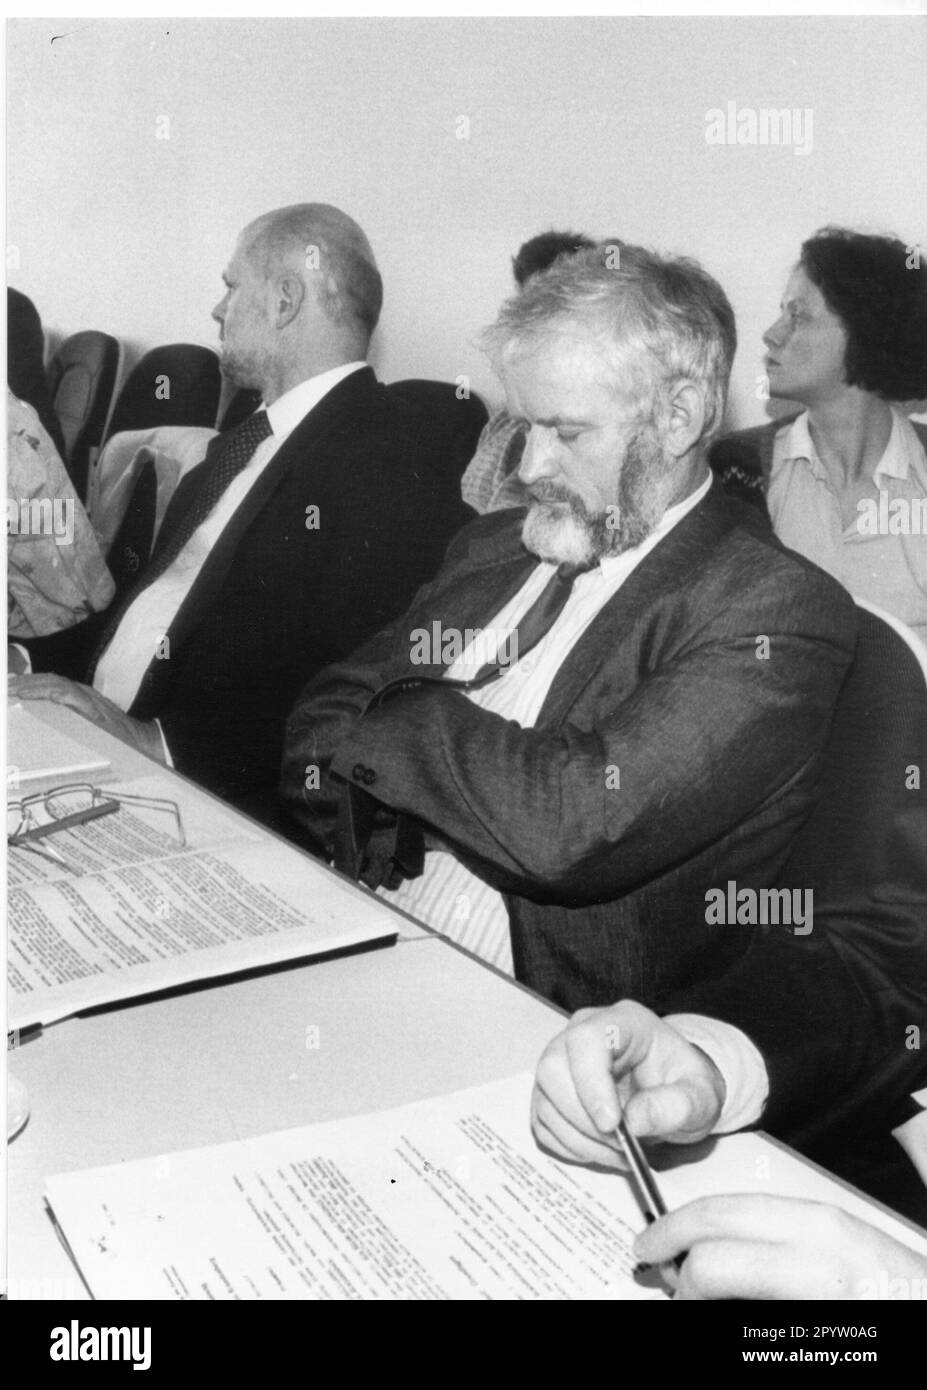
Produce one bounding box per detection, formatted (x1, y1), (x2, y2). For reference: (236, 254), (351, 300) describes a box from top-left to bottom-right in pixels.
(280, 243), (858, 1012)
(11, 204), (472, 807)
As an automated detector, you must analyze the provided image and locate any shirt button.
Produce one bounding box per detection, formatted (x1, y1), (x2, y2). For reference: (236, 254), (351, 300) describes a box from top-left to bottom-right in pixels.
(362, 769), (377, 786)
(352, 764), (367, 782)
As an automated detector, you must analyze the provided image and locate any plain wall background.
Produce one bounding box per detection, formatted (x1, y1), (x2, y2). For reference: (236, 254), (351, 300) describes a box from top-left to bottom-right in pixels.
(7, 15), (927, 425)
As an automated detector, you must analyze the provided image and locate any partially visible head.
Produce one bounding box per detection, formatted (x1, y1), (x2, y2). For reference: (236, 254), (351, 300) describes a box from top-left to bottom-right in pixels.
(212, 203), (382, 396)
(483, 242), (736, 565)
(512, 230), (596, 288)
(764, 227), (927, 405)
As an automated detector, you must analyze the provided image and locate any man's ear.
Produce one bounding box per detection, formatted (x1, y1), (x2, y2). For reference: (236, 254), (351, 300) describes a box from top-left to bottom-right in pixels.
(663, 379), (707, 459)
(274, 274), (305, 329)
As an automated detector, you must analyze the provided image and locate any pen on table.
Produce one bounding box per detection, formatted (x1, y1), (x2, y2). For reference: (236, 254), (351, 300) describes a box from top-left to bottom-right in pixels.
(8, 799), (119, 845)
(615, 1104), (687, 1274)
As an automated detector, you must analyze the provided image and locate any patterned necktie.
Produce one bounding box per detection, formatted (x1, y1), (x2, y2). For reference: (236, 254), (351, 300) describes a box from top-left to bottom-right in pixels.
(88, 409), (273, 681)
(365, 560), (590, 711)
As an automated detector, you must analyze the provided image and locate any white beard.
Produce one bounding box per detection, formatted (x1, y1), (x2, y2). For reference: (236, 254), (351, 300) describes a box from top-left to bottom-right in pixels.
(521, 503), (597, 568)
(521, 426), (672, 566)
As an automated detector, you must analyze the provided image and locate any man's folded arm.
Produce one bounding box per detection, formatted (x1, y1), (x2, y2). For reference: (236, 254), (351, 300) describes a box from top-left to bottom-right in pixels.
(323, 619), (853, 901)
(279, 630), (401, 853)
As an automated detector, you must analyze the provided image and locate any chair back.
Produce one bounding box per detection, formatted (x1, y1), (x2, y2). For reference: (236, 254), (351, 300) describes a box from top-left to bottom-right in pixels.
(46, 330), (121, 500)
(104, 344), (221, 444)
(388, 379), (489, 479)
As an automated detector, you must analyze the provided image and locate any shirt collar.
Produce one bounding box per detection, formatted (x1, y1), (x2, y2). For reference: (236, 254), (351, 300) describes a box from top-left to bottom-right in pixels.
(596, 469), (713, 580)
(264, 361), (367, 442)
(780, 406), (916, 485)
(779, 411), (816, 470)
(876, 409), (922, 483)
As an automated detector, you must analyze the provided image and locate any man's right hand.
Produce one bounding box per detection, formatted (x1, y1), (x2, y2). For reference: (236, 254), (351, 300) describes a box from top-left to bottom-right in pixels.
(636, 1195), (927, 1300)
(530, 999), (727, 1168)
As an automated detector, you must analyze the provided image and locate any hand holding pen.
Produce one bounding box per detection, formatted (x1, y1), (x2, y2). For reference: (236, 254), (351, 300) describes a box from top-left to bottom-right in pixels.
(531, 998), (728, 1164)
(530, 999), (729, 1282)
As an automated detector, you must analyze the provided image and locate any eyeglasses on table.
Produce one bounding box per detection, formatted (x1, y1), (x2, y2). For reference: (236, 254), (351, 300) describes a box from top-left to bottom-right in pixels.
(7, 783), (186, 872)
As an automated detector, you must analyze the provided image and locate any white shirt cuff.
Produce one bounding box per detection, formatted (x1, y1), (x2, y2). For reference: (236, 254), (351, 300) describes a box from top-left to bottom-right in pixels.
(154, 719), (174, 768)
(666, 1013), (770, 1133)
(892, 1107), (927, 1190)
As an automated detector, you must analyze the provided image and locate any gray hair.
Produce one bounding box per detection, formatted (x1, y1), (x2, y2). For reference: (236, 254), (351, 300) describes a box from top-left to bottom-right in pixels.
(246, 203), (383, 342)
(483, 242), (737, 442)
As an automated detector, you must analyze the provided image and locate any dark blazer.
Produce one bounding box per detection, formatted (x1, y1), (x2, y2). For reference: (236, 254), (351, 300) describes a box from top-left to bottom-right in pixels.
(26, 367), (474, 804)
(281, 480), (857, 1012)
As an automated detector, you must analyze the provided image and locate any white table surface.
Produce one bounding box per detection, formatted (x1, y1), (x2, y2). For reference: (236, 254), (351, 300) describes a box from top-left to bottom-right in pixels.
(7, 700), (925, 1301)
(5, 700), (568, 1299)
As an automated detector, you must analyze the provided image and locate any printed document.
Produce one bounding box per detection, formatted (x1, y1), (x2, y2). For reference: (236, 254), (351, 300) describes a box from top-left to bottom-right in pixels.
(8, 773), (397, 1029)
(45, 1074), (927, 1301)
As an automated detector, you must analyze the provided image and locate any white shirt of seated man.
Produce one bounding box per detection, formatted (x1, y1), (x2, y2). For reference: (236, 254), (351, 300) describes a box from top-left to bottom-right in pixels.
(9, 364), (364, 766)
(9, 201), (382, 765)
(94, 362), (364, 716)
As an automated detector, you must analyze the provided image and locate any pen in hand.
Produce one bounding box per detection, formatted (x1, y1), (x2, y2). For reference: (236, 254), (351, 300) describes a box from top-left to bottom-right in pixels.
(614, 1102), (687, 1275)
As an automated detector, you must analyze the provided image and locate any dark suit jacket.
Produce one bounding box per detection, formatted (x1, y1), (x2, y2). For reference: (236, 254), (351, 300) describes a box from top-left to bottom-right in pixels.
(26, 367), (474, 804)
(281, 480), (857, 1012)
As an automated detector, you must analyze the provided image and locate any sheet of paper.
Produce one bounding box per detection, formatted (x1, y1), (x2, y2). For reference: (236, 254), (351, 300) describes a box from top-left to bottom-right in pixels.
(45, 1073), (927, 1302)
(8, 776), (398, 1029)
(46, 1074), (656, 1301)
(7, 701), (111, 788)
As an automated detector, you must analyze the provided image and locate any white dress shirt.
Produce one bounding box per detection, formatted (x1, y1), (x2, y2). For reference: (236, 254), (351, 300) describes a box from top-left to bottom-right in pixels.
(94, 362), (366, 713)
(767, 407), (927, 643)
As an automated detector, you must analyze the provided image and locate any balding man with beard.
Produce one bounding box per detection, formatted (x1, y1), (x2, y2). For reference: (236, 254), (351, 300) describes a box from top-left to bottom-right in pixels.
(12, 203), (472, 811)
(280, 243), (858, 1011)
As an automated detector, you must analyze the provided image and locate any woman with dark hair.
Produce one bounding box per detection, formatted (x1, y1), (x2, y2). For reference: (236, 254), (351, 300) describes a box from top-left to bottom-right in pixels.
(711, 227), (927, 643)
